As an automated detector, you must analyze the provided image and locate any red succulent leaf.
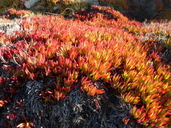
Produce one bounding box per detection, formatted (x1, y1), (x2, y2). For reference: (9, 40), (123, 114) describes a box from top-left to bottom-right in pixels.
(122, 117), (130, 125)
(6, 114), (17, 120)
(68, 47), (78, 61)
(4, 51), (13, 60)
(14, 100), (26, 109)
(0, 77), (7, 86)
(61, 86), (71, 94)
(81, 77), (91, 85)
(0, 100), (7, 107)
(81, 83), (105, 96)
(53, 89), (66, 101)
(39, 88), (53, 102)
(16, 122), (34, 128)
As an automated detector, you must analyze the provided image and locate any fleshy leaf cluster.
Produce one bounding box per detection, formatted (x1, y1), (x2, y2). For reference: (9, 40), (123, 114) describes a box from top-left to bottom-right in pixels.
(0, 5), (171, 127)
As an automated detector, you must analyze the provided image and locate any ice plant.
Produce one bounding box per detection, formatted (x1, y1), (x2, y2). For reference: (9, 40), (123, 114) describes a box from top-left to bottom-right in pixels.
(80, 77), (105, 96)
(16, 122), (34, 128)
(1, 5), (171, 128)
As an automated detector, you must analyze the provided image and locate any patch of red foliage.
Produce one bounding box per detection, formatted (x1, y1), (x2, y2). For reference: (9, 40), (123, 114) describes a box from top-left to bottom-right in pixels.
(0, 6), (171, 127)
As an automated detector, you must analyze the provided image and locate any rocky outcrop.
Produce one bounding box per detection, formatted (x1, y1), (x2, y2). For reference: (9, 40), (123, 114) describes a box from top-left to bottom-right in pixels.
(0, 22), (20, 35)
(24, 0), (41, 9)
(1, 0), (171, 21)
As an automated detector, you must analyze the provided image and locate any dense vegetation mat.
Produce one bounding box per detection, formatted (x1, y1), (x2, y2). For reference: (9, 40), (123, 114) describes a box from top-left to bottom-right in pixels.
(0, 6), (171, 128)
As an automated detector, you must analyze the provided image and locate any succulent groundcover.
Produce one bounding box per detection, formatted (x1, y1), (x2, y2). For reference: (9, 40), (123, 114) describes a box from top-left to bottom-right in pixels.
(0, 5), (171, 128)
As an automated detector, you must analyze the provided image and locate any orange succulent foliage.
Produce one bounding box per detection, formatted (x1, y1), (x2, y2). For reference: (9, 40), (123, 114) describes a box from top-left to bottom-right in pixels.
(1, 6), (171, 127)
(16, 121), (34, 128)
(80, 77), (105, 96)
(1, 8), (33, 18)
